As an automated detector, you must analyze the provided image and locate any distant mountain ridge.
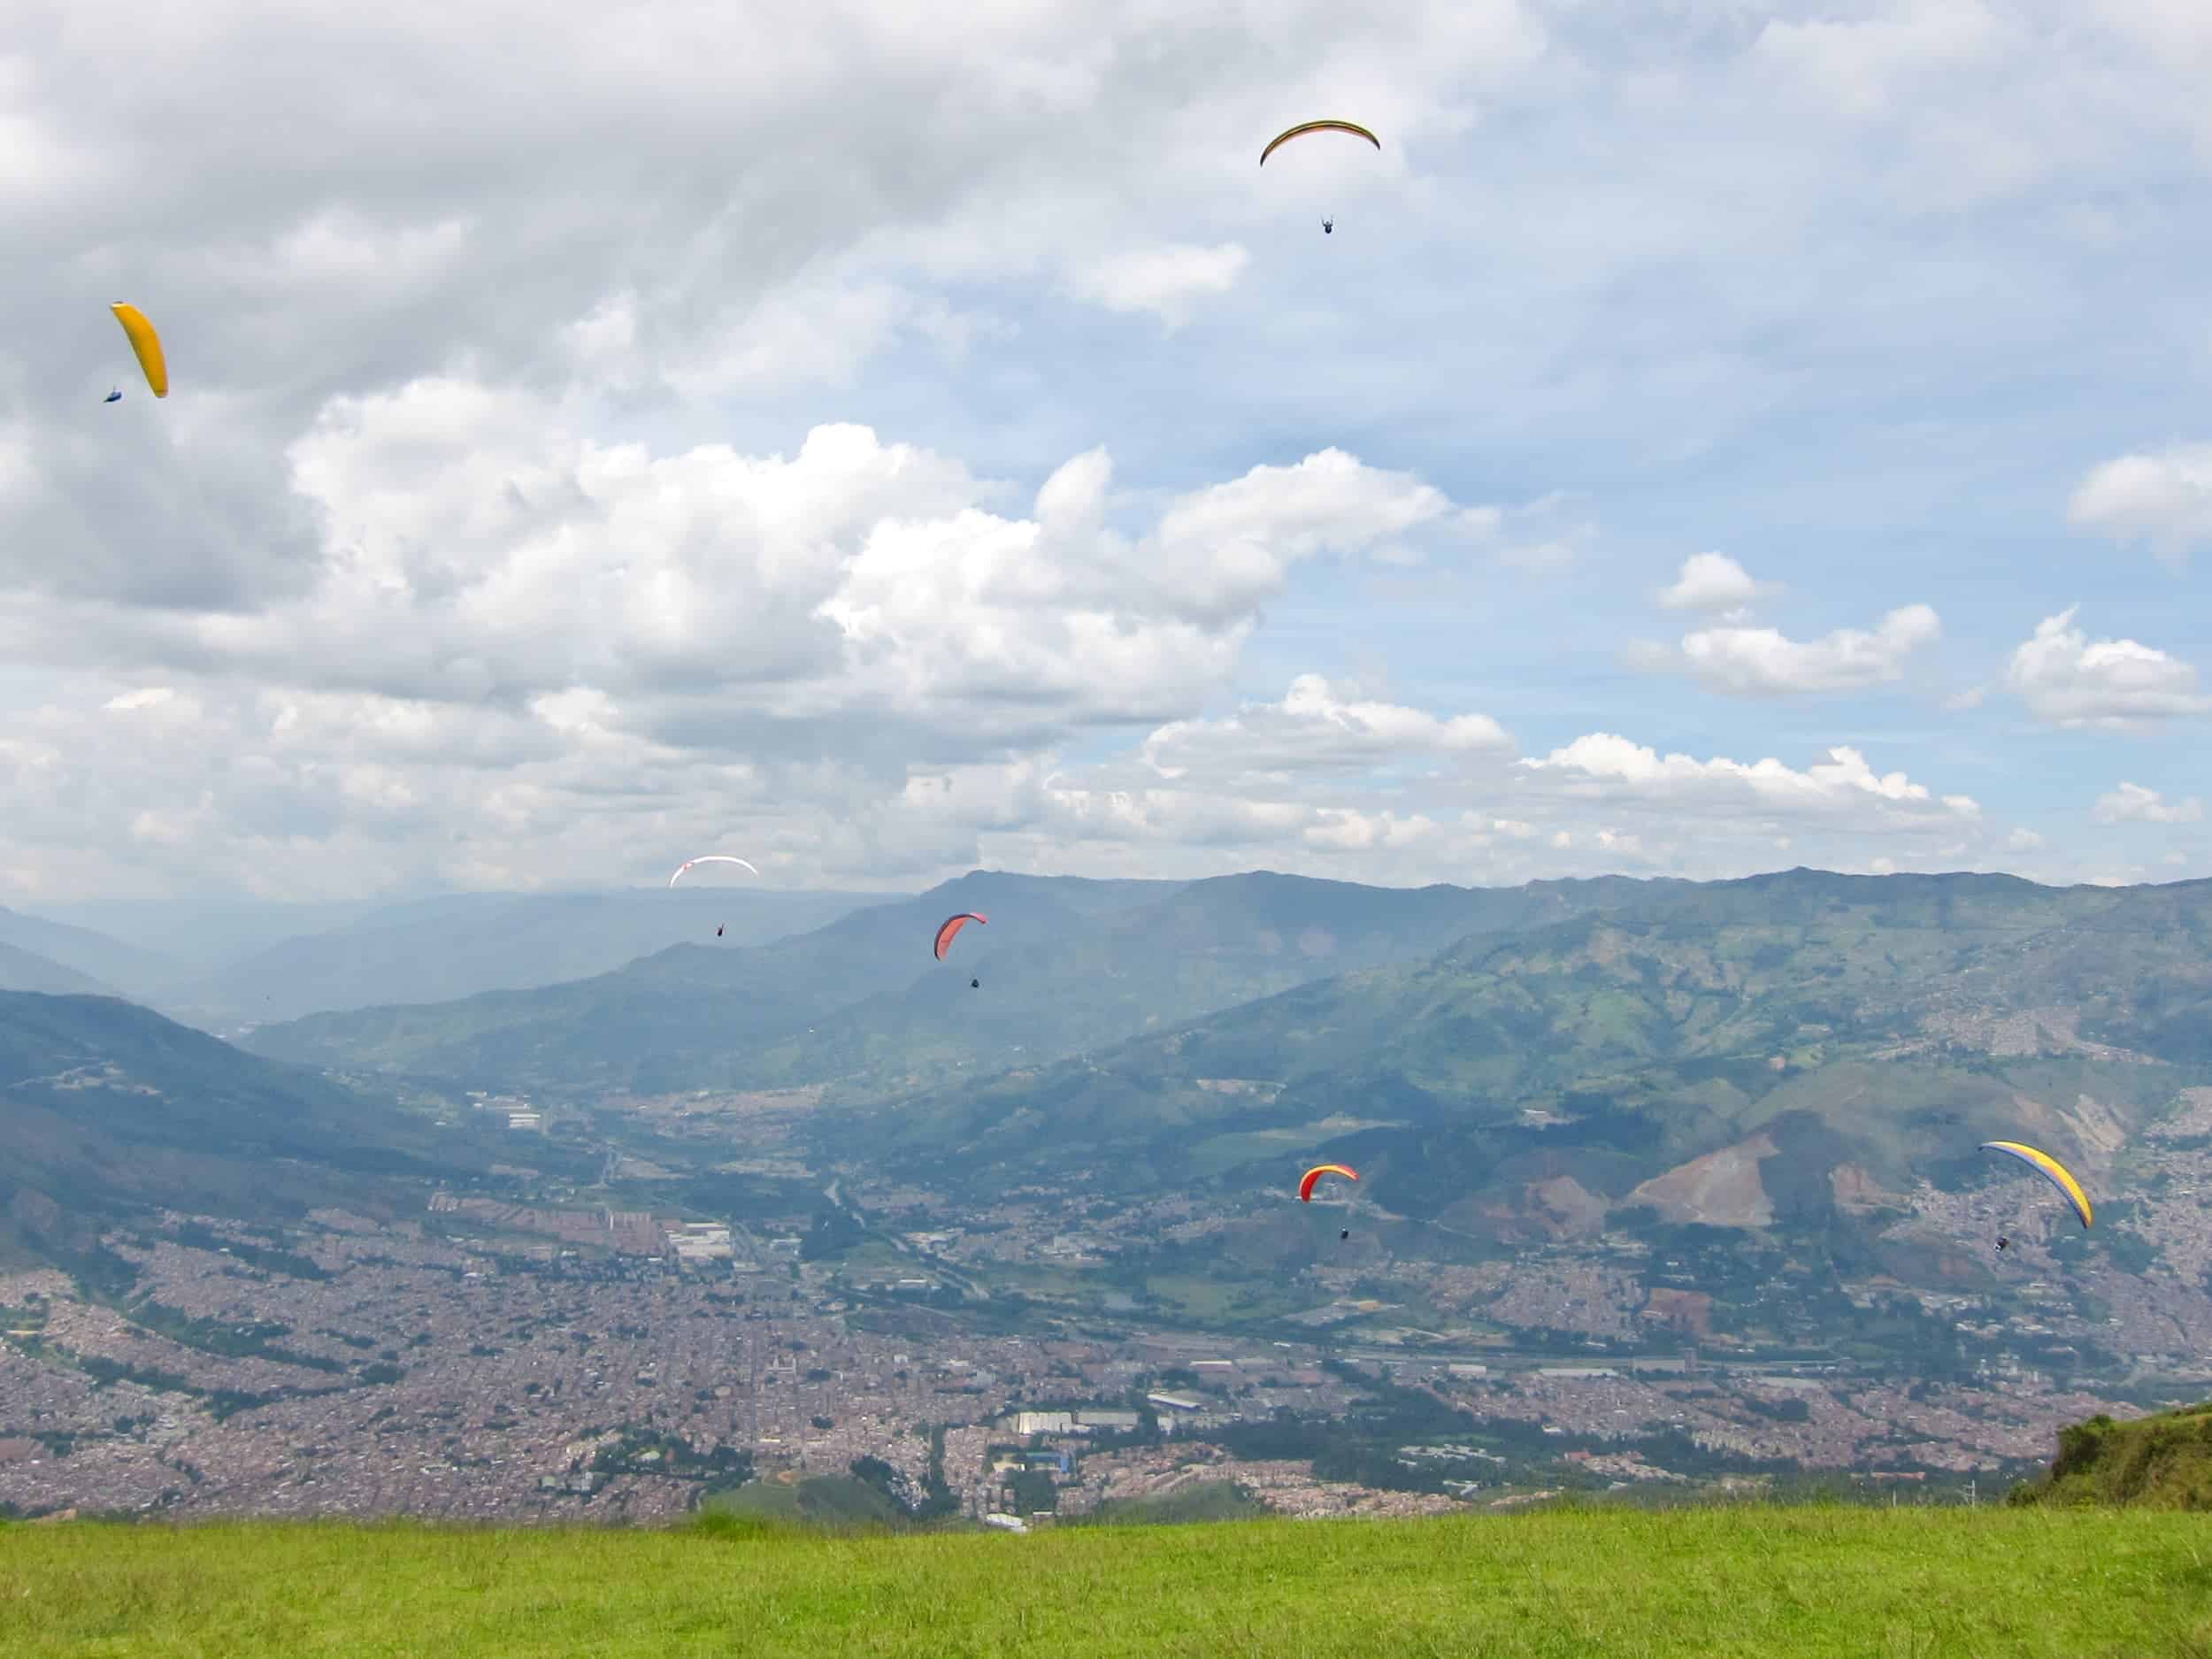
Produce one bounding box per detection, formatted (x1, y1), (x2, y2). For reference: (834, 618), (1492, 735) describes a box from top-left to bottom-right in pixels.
(239, 870), (1682, 1096)
(185, 886), (885, 1025)
(0, 906), (179, 1003)
(0, 939), (119, 999)
(4, 887), (887, 1031)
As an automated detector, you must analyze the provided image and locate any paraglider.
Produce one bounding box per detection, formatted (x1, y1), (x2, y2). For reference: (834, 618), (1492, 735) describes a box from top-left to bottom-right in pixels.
(933, 912), (986, 961)
(1979, 1141), (2093, 1231)
(716, 925), (724, 938)
(1261, 121), (1379, 234)
(669, 855), (758, 887)
(111, 303), (168, 398)
(1297, 1164), (1357, 1202)
(970, 979), (979, 990)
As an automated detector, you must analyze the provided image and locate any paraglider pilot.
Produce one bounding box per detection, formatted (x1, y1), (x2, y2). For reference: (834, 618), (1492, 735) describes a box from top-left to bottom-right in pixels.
(1322, 219), (1333, 234)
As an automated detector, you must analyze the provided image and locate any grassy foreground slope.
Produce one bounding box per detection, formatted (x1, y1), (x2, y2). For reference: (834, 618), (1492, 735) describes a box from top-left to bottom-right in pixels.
(4, 1510), (2208, 1659)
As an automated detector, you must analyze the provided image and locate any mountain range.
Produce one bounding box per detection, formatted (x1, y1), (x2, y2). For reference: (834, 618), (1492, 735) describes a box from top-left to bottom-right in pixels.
(238, 870), (1682, 1096)
(10, 867), (2211, 1333)
(824, 869), (2210, 1310)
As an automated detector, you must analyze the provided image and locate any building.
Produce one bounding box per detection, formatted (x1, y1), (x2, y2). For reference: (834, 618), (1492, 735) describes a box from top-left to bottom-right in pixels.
(1013, 1411), (1073, 1437)
(982, 1513), (1030, 1534)
(1146, 1393), (1202, 1412)
(668, 1222), (735, 1263)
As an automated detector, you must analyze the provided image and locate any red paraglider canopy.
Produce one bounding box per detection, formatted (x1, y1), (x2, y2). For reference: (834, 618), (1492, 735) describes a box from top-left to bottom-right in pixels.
(933, 912), (987, 961)
(1298, 1164), (1358, 1202)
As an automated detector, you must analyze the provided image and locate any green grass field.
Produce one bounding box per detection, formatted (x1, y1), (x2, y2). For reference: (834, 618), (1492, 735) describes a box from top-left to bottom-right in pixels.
(4, 1507), (2209, 1658)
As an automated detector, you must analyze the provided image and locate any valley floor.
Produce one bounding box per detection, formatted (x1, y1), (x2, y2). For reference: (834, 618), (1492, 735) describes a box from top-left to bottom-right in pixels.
(3, 1508), (2208, 1658)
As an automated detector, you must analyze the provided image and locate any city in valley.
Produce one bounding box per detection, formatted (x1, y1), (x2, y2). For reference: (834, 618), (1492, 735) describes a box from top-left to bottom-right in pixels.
(9, 1076), (2209, 1526)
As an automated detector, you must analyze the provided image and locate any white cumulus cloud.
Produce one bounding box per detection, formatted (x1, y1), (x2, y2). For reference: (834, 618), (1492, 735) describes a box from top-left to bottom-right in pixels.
(1516, 734), (1978, 826)
(2069, 442), (2212, 566)
(1663, 604), (1941, 696)
(1141, 674), (1512, 781)
(2092, 783), (2204, 826)
(1657, 551), (1770, 615)
(2004, 607), (2212, 727)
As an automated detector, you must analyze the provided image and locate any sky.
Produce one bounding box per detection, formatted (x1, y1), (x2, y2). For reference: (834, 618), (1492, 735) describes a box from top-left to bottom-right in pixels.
(2, 0), (2209, 908)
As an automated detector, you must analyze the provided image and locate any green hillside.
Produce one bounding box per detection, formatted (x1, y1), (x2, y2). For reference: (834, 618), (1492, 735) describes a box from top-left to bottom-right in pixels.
(2011, 1402), (2212, 1510)
(815, 871), (2212, 1335)
(853, 870), (2209, 1180)
(0, 992), (532, 1273)
(0, 1509), (2202, 1657)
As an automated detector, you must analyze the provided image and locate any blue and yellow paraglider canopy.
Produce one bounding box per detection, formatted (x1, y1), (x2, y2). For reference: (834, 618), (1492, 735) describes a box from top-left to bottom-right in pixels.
(1979, 1141), (2093, 1229)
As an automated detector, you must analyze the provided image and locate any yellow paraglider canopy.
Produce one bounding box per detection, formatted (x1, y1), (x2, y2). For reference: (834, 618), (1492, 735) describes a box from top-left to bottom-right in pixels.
(111, 303), (168, 398)
(1980, 1141), (2093, 1229)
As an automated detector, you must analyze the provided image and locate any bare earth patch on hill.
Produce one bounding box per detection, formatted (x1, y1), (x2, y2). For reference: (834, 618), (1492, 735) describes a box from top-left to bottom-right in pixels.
(1629, 1134), (1778, 1228)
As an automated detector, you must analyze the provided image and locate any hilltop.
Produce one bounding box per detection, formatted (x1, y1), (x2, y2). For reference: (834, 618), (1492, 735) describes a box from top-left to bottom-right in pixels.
(2011, 1401), (2212, 1510)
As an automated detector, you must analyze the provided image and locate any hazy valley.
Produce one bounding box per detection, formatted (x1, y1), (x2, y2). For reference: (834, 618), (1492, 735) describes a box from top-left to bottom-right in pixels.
(4, 866), (2209, 1527)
